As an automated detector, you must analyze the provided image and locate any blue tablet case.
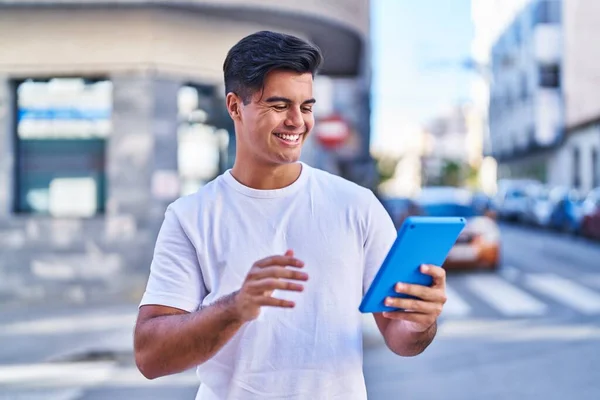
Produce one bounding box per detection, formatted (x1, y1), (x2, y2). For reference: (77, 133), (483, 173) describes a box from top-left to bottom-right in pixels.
(359, 216), (466, 313)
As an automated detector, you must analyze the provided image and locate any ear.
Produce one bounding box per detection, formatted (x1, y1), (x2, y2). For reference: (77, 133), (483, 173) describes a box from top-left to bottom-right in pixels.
(226, 92), (243, 121)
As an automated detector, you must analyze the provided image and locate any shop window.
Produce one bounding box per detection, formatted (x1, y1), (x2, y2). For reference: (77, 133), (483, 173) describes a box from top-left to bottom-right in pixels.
(13, 78), (111, 217)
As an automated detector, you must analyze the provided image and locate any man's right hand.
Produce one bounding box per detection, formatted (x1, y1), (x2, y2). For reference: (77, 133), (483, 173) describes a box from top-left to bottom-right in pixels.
(232, 250), (308, 322)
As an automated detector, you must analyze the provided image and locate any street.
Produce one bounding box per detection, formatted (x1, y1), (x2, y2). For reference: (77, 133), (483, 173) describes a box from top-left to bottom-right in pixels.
(1, 223), (600, 399)
(364, 222), (600, 400)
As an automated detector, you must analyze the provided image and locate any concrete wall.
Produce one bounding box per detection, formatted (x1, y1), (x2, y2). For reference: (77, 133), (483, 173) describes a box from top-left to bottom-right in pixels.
(0, 0), (369, 37)
(551, 125), (600, 192)
(563, 0), (600, 128)
(0, 77), (13, 218)
(0, 8), (298, 84)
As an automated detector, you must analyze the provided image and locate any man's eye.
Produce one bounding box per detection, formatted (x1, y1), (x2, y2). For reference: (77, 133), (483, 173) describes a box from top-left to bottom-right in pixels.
(273, 105), (287, 111)
(302, 108), (313, 113)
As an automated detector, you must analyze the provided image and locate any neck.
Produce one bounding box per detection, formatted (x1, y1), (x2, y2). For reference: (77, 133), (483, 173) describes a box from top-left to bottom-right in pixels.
(230, 160), (302, 190)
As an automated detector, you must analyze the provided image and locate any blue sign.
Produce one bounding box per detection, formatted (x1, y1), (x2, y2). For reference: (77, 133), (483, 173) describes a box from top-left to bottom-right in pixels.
(18, 108), (111, 121)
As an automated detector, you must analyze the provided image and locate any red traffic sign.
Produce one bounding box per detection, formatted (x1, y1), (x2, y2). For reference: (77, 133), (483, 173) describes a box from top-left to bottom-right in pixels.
(314, 114), (351, 149)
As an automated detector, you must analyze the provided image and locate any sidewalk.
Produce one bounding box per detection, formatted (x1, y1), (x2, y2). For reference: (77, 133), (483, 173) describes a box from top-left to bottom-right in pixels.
(0, 299), (385, 399)
(0, 299), (199, 399)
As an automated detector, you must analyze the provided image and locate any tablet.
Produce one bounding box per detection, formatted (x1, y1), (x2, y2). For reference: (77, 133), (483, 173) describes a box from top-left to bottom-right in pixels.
(359, 216), (466, 313)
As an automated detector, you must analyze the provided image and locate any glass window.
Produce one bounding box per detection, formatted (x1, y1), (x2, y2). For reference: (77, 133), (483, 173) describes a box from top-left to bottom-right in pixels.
(534, 0), (562, 24)
(573, 147), (581, 188)
(593, 148), (599, 188)
(14, 78), (111, 217)
(539, 64), (560, 88)
(520, 73), (529, 101)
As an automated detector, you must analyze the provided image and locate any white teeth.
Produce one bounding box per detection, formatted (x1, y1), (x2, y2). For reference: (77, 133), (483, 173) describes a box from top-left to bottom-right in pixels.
(275, 133), (300, 142)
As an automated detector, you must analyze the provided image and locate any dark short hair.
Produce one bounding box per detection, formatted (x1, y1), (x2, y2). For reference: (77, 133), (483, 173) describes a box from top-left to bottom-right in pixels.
(223, 31), (323, 104)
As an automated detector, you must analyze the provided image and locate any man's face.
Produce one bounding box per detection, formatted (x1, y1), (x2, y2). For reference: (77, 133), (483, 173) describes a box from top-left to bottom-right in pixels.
(231, 70), (315, 166)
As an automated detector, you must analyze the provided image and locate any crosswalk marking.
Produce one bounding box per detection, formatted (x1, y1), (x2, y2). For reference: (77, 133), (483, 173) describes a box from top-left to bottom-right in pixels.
(525, 274), (600, 314)
(0, 389), (83, 400)
(464, 275), (547, 316)
(0, 362), (198, 391)
(443, 284), (471, 317)
(0, 361), (116, 386)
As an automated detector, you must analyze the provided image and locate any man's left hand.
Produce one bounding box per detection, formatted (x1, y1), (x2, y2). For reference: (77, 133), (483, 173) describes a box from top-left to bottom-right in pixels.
(382, 264), (447, 333)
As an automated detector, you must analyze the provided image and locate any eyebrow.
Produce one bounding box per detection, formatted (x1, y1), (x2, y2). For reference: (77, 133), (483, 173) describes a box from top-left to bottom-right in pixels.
(264, 96), (316, 105)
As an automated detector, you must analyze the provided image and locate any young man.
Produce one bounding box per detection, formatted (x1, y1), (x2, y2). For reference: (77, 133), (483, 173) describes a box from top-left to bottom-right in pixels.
(134, 31), (447, 399)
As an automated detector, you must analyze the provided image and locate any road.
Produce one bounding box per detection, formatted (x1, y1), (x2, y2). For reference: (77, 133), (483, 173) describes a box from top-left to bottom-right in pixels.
(1, 223), (600, 399)
(364, 222), (600, 400)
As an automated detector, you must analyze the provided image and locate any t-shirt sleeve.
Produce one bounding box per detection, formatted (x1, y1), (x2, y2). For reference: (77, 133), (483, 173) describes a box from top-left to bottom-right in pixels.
(139, 205), (207, 312)
(363, 192), (398, 295)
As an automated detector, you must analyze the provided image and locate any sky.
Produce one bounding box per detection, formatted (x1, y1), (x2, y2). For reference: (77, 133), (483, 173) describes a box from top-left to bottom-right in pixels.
(370, 0), (475, 152)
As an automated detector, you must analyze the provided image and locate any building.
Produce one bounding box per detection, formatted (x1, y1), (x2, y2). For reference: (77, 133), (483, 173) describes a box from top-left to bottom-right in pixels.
(557, 0), (600, 193)
(470, 0), (533, 158)
(0, 0), (370, 303)
(487, 0), (563, 183)
(421, 104), (491, 190)
(423, 105), (471, 185)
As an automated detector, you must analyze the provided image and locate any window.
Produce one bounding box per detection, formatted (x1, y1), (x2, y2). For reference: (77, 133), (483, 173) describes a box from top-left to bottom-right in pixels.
(539, 64), (560, 88)
(593, 148), (599, 188)
(573, 147), (581, 188)
(534, 0), (561, 24)
(520, 73), (529, 101)
(14, 78), (111, 217)
(513, 21), (522, 47)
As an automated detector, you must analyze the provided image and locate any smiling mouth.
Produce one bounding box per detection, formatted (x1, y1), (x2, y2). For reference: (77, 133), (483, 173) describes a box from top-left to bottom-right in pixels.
(273, 132), (302, 143)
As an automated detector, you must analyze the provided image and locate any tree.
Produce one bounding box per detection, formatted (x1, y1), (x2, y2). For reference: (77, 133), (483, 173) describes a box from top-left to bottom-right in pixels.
(441, 160), (462, 187)
(373, 153), (401, 185)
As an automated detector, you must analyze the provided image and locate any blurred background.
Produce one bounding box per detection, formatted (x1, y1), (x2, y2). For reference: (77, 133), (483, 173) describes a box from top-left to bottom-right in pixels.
(0, 0), (599, 399)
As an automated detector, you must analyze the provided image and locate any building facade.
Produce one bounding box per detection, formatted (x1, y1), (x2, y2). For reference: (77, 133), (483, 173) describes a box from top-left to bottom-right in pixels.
(558, 0), (600, 193)
(471, 0), (533, 159)
(0, 1), (371, 303)
(488, 0), (563, 182)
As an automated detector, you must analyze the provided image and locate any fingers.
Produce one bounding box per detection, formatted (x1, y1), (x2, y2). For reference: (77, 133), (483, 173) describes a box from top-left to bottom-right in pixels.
(248, 278), (305, 294)
(254, 255), (304, 269)
(258, 296), (296, 308)
(248, 266), (309, 282)
(393, 282), (447, 303)
(384, 296), (443, 315)
(241, 250), (307, 311)
(420, 264), (446, 288)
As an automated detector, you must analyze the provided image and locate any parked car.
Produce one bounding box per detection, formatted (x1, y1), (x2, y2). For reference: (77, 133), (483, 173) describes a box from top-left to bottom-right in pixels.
(581, 188), (600, 240)
(381, 196), (422, 229)
(522, 184), (553, 227)
(495, 179), (540, 221)
(416, 187), (501, 271)
(547, 187), (586, 234)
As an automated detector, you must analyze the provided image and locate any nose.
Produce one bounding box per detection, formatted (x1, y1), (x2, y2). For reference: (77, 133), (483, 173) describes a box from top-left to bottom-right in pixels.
(284, 107), (304, 129)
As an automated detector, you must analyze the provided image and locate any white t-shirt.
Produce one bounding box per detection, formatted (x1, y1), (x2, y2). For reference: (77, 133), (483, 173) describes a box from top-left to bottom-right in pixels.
(140, 162), (397, 400)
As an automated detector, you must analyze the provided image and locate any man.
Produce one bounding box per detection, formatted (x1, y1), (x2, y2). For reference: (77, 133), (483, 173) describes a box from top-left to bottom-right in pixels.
(134, 30), (447, 399)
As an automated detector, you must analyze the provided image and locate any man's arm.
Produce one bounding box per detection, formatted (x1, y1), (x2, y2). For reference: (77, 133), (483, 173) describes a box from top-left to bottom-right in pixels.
(134, 294), (243, 379)
(134, 253), (308, 379)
